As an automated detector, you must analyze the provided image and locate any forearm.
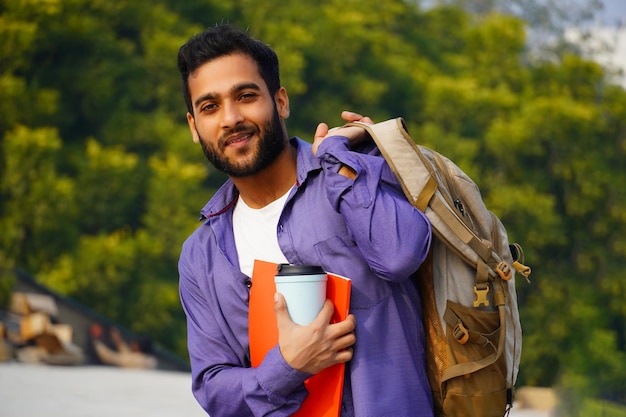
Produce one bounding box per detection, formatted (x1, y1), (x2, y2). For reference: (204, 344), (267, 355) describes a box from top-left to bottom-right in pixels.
(191, 347), (309, 417)
(317, 136), (432, 281)
(179, 266), (310, 417)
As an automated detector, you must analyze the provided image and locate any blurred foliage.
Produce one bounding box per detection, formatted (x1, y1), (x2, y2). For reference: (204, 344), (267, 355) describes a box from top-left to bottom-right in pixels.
(1, 0), (624, 413)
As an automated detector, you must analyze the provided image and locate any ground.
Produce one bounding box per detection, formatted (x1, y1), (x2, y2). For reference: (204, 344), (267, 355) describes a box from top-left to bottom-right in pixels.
(0, 362), (206, 417)
(1, 362), (552, 417)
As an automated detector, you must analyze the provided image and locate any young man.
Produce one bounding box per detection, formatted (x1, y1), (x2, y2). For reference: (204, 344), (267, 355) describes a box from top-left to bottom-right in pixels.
(177, 25), (434, 416)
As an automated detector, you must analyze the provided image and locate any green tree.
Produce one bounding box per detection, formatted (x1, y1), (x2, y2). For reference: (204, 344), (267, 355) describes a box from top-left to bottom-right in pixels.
(0, 0), (211, 358)
(1, 3), (625, 406)
(485, 56), (626, 410)
(0, 125), (77, 271)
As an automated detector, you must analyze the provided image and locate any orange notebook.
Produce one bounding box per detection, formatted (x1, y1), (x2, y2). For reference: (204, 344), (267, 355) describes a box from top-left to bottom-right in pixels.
(249, 260), (351, 417)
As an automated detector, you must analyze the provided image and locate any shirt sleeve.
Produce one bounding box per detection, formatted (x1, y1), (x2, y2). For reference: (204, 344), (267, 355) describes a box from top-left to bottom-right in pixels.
(178, 247), (311, 417)
(316, 135), (432, 282)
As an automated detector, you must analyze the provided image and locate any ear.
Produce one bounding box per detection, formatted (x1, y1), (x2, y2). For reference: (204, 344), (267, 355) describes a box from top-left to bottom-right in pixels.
(275, 87), (290, 119)
(186, 112), (200, 144)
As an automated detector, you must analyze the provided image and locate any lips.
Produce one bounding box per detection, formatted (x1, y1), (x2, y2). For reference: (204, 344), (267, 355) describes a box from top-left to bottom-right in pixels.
(224, 130), (254, 147)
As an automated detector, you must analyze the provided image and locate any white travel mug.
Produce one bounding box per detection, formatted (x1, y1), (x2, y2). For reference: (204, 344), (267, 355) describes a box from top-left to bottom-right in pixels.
(274, 264), (327, 326)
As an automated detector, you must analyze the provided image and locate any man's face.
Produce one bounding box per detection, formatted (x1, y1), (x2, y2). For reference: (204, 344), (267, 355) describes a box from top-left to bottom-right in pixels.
(185, 53), (290, 177)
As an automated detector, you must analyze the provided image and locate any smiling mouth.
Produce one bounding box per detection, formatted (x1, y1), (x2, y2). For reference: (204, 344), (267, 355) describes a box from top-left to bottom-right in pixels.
(224, 131), (254, 147)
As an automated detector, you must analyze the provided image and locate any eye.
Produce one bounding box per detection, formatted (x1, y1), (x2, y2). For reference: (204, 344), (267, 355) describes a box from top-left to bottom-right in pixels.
(200, 102), (218, 113)
(239, 92), (257, 101)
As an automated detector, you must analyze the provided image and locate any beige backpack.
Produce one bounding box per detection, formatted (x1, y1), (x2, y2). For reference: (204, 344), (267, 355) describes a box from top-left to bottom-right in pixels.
(348, 118), (531, 417)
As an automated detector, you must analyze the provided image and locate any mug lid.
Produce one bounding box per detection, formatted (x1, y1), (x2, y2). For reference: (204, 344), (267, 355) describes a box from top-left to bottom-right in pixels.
(276, 263), (325, 276)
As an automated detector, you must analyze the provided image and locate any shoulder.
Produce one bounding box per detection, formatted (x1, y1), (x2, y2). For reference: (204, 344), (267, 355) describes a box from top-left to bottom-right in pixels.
(182, 186), (237, 263)
(198, 180), (238, 220)
(292, 137), (324, 185)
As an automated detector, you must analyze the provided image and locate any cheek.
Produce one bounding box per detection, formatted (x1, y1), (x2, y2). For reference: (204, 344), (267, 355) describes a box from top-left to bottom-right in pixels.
(194, 120), (219, 144)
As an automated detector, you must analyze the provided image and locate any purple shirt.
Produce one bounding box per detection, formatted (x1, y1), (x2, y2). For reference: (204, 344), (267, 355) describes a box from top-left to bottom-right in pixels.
(179, 135), (434, 417)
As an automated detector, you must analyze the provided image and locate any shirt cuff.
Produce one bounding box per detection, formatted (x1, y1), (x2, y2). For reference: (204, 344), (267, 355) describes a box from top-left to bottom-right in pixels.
(317, 135), (382, 211)
(256, 346), (311, 401)
(316, 135), (354, 170)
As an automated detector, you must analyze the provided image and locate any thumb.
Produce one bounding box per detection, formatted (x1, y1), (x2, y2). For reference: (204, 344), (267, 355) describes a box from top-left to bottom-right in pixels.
(312, 122), (329, 157)
(314, 122), (329, 142)
(274, 292), (292, 329)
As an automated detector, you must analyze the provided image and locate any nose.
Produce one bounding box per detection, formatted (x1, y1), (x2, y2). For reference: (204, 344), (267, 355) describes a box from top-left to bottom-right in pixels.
(220, 101), (244, 129)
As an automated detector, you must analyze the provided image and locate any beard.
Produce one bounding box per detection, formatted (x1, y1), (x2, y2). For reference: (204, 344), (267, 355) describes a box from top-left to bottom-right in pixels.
(197, 109), (287, 177)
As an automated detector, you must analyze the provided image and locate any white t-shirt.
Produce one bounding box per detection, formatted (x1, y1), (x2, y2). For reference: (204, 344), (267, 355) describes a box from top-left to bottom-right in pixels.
(233, 188), (292, 277)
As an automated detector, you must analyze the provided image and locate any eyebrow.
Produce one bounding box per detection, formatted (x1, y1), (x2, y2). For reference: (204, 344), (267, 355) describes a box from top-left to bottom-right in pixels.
(193, 82), (262, 109)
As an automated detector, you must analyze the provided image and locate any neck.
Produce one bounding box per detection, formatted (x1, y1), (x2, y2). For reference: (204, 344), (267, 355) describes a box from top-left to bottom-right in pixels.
(232, 143), (297, 209)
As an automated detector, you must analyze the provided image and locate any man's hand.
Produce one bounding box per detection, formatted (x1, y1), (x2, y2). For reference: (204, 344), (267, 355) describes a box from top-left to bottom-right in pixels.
(312, 111), (374, 157)
(274, 293), (356, 375)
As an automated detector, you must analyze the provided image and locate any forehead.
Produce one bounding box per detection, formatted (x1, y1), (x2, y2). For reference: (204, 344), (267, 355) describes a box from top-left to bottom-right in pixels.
(187, 52), (268, 99)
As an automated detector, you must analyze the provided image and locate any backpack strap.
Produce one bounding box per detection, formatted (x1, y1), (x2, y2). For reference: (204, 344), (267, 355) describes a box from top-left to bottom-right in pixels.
(346, 119), (500, 275)
(443, 308), (495, 347)
(346, 118), (437, 211)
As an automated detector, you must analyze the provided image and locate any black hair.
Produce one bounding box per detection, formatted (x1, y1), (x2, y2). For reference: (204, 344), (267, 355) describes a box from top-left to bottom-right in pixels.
(177, 24), (281, 115)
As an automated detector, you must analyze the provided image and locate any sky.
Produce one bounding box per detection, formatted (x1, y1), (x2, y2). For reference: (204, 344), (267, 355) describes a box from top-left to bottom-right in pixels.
(597, 0), (626, 26)
(573, 0), (626, 87)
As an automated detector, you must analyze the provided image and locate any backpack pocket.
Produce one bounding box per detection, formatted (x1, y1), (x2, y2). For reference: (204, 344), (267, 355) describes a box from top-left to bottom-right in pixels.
(439, 300), (508, 417)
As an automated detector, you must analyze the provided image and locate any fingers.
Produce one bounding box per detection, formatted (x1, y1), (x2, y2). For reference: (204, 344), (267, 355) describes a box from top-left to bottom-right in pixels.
(330, 312), (356, 335)
(341, 111), (364, 122)
(314, 122), (329, 142)
(341, 111), (374, 125)
(335, 347), (354, 364)
(275, 295), (356, 373)
(313, 302), (355, 359)
(329, 315), (356, 364)
(312, 112), (373, 156)
(333, 326), (356, 352)
(312, 299), (336, 325)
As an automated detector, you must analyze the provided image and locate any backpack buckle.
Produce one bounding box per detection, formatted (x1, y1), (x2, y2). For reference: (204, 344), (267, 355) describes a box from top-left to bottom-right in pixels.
(473, 284), (490, 307)
(452, 321), (470, 345)
(495, 262), (512, 281)
(513, 261), (532, 283)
